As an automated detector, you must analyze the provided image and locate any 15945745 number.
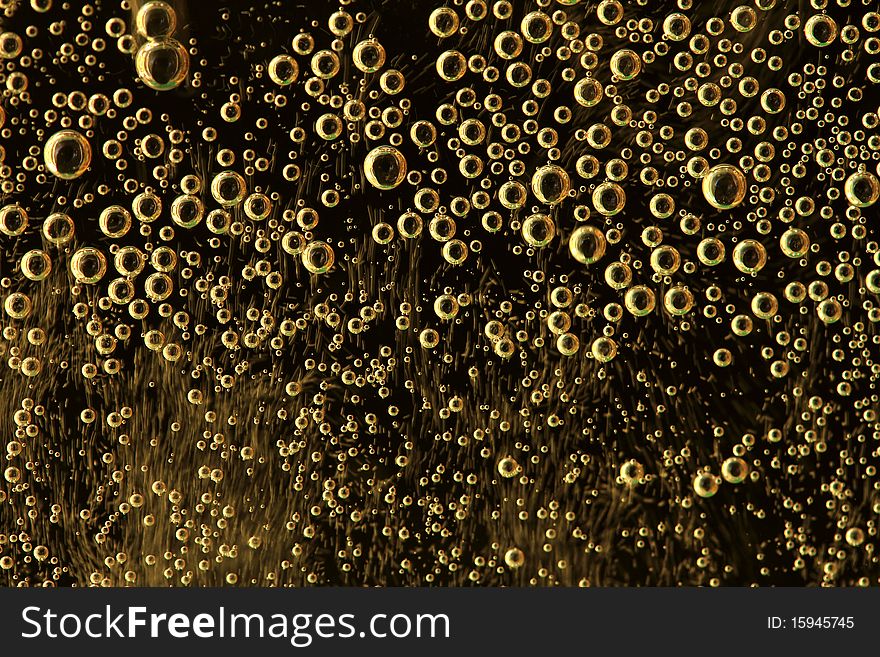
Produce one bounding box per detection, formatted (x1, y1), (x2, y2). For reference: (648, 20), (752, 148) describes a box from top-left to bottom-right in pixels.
(793, 616), (853, 629)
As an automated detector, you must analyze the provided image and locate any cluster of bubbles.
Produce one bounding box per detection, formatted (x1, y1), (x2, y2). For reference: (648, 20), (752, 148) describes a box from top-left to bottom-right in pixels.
(0, 0), (880, 587)
(134, 1), (189, 91)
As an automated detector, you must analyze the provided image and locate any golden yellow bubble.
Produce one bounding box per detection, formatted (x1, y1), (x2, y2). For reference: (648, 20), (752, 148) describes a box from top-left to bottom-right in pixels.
(521, 213), (556, 248)
(760, 88), (786, 114)
(684, 128), (709, 151)
(804, 13), (838, 46)
(372, 222), (395, 245)
(697, 83), (721, 106)
(721, 457), (748, 483)
(591, 336), (618, 362)
(419, 328), (440, 349)
(713, 348), (733, 367)
(503, 547), (525, 569)
(817, 298), (842, 324)
(70, 247), (107, 284)
(0, 204), (28, 236)
(664, 286), (694, 315)
(171, 195), (204, 228)
(663, 12), (691, 40)
(625, 285), (656, 316)
(730, 6), (757, 32)
(436, 50), (467, 81)
(44, 129), (92, 179)
(315, 113), (343, 140)
(484, 321), (504, 342)
(569, 225), (607, 265)
(397, 211), (423, 238)
(610, 49), (641, 79)
(587, 125), (612, 148)
(604, 261), (632, 289)
(780, 228), (809, 258)
(328, 10), (353, 37)
(243, 193), (271, 221)
(41, 212), (74, 244)
(442, 239), (468, 265)
(592, 181), (626, 216)
(434, 294), (459, 320)
(494, 337), (515, 358)
(136, 1), (177, 38)
(0, 32), (23, 59)
(352, 39), (386, 73)
(302, 241), (335, 274)
(311, 49), (340, 79)
(731, 314), (753, 336)
(20, 250), (52, 281)
(494, 30), (523, 59)
(4, 292), (32, 319)
(279, 231), (304, 256)
(108, 278), (135, 304)
(428, 7), (459, 38)
(379, 69), (405, 94)
(845, 528), (865, 547)
(135, 39), (189, 91)
(650, 245), (681, 275)
(364, 146), (407, 190)
(574, 77), (603, 107)
(597, 0), (624, 26)
(733, 239), (767, 273)
(785, 281), (807, 303)
(144, 273), (173, 302)
(649, 193), (675, 219)
(531, 165), (570, 205)
(521, 11), (552, 43)
(548, 311), (571, 335)
(497, 456), (519, 478)
(844, 171), (880, 207)
(268, 54), (299, 85)
(620, 460), (645, 485)
(702, 164), (747, 210)
(770, 360), (789, 378)
(458, 118), (486, 146)
(459, 154), (483, 178)
(556, 333), (580, 356)
(751, 291), (778, 319)
(133, 191), (162, 222)
(697, 238), (726, 266)
(150, 246), (177, 272)
(410, 121), (437, 148)
(211, 170), (247, 206)
(499, 181), (528, 209)
(693, 473), (720, 498)
(99, 205), (132, 238)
